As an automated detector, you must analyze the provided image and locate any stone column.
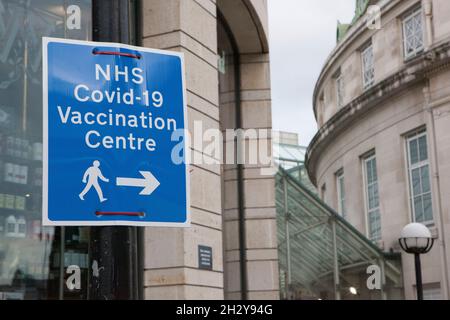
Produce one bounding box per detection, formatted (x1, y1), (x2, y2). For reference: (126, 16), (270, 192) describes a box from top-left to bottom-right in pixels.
(141, 0), (224, 300)
(239, 53), (279, 300)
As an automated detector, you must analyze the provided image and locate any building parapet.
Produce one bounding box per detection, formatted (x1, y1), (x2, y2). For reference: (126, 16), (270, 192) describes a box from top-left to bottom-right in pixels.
(306, 40), (450, 186)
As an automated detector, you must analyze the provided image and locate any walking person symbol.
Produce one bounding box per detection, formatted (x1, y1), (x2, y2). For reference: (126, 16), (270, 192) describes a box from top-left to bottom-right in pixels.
(79, 160), (109, 202)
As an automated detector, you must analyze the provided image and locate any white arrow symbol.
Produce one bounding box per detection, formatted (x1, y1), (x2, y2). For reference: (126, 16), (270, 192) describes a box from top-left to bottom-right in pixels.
(116, 171), (160, 195)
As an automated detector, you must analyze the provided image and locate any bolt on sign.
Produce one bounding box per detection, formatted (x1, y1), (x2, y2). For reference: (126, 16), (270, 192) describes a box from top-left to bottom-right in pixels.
(42, 37), (189, 226)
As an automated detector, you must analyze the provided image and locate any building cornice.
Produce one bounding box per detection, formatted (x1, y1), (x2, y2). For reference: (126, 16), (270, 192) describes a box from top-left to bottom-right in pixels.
(306, 41), (450, 186)
(312, 0), (403, 120)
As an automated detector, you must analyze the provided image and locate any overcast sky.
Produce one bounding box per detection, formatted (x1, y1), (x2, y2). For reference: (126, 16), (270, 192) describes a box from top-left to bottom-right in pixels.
(268, 0), (356, 146)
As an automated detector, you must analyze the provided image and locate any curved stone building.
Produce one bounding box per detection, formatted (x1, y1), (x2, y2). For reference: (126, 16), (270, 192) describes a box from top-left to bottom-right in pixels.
(306, 0), (450, 299)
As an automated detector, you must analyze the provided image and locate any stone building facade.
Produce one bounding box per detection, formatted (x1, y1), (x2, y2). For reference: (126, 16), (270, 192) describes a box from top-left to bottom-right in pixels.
(306, 0), (450, 299)
(142, 0), (279, 300)
(0, 0), (278, 300)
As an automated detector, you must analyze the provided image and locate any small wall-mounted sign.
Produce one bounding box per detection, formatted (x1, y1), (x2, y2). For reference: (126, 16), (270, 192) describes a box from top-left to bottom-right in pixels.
(218, 50), (226, 75)
(198, 245), (213, 270)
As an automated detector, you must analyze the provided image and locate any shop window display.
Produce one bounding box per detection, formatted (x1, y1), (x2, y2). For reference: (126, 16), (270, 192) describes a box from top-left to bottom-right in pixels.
(0, 0), (91, 300)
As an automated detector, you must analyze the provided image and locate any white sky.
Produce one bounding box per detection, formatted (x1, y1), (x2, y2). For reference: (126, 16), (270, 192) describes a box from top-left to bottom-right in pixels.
(268, 0), (356, 146)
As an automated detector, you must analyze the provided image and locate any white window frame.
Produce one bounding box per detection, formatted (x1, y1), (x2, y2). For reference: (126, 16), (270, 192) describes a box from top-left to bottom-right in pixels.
(336, 170), (345, 218)
(336, 73), (344, 108)
(361, 43), (375, 90)
(423, 287), (442, 300)
(363, 153), (381, 242)
(406, 130), (434, 225)
(402, 8), (424, 60)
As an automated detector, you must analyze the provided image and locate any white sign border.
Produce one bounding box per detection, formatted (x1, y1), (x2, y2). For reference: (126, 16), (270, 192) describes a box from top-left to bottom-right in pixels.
(42, 37), (190, 227)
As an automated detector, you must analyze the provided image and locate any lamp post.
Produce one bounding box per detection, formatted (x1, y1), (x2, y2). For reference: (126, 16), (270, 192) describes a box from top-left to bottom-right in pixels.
(399, 223), (434, 300)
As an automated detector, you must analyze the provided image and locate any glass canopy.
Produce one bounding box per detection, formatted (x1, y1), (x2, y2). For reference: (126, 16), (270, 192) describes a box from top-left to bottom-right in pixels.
(273, 137), (404, 300)
(273, 142), (306, 170)
(276, 168), (404, 299)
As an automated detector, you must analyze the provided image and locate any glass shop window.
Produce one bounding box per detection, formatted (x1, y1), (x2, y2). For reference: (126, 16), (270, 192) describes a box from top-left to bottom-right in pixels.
(0, 0), (91, 300)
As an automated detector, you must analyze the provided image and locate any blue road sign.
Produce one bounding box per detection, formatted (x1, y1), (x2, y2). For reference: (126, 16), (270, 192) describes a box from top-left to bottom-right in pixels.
(42, 37), (189, 226)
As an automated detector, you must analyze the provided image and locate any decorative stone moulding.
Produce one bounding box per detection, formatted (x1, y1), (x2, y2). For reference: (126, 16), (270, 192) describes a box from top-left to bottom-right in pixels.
(306, 41), (450, 186)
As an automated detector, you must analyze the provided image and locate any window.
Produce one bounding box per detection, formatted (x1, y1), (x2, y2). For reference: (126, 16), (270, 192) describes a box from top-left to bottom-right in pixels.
(336, 73), (344, 108)
(406, 130), (433, 224)
(361, 43), (374, 89)
(336, 170), (345, 218)
(363, 154), (381, 241)
(402, 8), (424, 59)
(423, 287), (441, 300)
(0, 0), (148, 301)
(0, 0), (94, 300)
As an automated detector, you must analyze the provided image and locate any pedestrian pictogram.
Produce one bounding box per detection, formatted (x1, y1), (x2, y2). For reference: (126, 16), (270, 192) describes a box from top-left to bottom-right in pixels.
(79, 160), (109, 202)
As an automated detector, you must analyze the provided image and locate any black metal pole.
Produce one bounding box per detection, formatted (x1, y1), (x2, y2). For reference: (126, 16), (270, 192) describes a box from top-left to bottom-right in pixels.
(88, 0), (139, 300)
(415, 253), (424, 300)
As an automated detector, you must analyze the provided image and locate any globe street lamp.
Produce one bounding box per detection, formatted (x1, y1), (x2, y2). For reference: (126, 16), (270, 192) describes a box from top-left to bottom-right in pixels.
(399, 223), (434, 300)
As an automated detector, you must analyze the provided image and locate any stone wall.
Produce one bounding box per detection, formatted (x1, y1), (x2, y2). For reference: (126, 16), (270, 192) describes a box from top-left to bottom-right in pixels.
(140, 0), (278, 300)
